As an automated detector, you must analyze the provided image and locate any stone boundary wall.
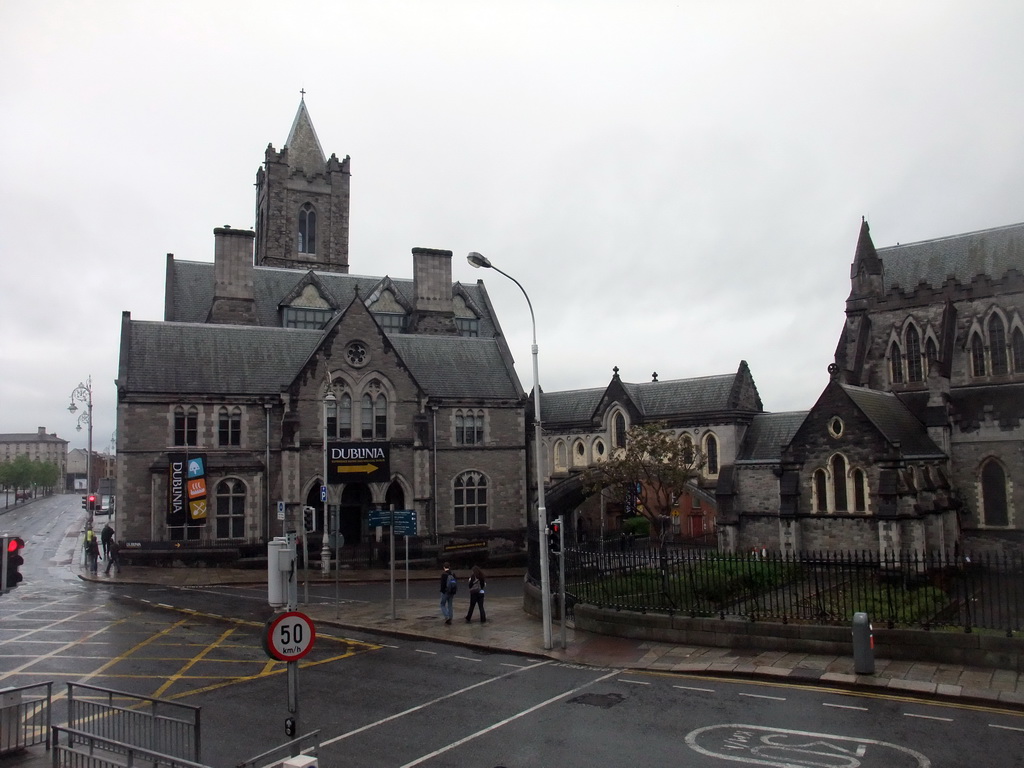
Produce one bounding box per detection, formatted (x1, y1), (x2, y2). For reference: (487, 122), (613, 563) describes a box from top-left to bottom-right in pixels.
(523, 582), (1024, 672)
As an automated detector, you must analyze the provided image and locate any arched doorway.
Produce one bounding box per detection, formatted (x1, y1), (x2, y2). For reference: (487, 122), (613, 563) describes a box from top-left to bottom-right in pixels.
(340, 483), (371, 546)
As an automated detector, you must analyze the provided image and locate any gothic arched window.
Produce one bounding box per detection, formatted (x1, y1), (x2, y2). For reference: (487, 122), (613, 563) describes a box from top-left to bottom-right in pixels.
(613, 412), (627, 449)
(1013, 327), (1024, 374)
(852, 468), (867, 512)
(925, 337), (938, 376)
(554, 441), (568, 472)
(338, 394), (352, 439)
(981, 459), (1008, 527)
(989, 315), (1008, 375)
(813, 469), (828, 513)
(215, 478), (246, 539)
(905, 325), (923, 382)
(361, 392), (387, 439)
(704, 434), (719, 476)
(889, 341), (904, 384)
(174, 406), (198, 447)
(831, 454), (848, 512)
(218, 406), (241, 446)
(971, 333), (986, 377)
(298, 203), (317, 254)
(453, 471), (488, 527)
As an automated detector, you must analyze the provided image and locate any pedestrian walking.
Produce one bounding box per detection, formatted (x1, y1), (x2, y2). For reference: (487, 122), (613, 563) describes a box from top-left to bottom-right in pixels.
(84, 530), (100, 574)
(104, 536), (121, 576)
(465, 565), (486, 623)
(439, 562), (456, 625)
(100, 523), (114, 560)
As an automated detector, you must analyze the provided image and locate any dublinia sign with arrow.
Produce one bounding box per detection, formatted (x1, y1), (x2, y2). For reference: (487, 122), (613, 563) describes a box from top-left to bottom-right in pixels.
(326, 441), (390, 483)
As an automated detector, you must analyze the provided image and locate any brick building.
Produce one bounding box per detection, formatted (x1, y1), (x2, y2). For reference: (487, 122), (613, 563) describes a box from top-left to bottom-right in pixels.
(717, 219), (1024, 555)
(115, 99), (528, 556)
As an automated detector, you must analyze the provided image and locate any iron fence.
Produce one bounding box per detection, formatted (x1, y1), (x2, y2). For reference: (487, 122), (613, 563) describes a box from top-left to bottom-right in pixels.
(0, 682), (52, 754)
(66, 683), (201, 763)
(541, 544), (1024, 634)
(50, 726), (212, 768)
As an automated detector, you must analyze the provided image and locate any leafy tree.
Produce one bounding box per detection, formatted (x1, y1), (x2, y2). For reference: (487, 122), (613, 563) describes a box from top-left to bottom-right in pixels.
(582, 422), (705, 547)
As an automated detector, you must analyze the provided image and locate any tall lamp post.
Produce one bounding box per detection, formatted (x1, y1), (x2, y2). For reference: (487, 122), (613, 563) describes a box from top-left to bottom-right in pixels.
(68, 376), (94, 524)
(467, 252), (553, 650)
(322, 388), (335, 576)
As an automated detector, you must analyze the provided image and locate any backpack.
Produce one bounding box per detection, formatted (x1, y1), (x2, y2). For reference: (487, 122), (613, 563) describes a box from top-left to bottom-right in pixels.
(446, 573), (457, 595)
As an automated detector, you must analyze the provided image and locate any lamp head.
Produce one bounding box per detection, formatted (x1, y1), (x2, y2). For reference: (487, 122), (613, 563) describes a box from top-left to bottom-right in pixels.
(467, 252), (492, 269)
(68, 401), (77, 413)
(324, 389), (336, 402)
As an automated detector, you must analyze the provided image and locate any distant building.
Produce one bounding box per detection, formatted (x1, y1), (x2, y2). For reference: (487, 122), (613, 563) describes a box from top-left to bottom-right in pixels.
(718, 220), (1024, 555)
(115, 99), (528, 556)
(0, 427), (68, 488)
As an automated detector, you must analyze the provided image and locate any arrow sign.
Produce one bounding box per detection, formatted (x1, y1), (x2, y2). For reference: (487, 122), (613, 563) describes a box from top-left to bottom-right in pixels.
(327, 441), (390, 482)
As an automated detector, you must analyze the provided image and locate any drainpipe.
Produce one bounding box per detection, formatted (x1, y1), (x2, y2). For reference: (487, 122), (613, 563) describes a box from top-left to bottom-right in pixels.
(431, 405), (438, 544)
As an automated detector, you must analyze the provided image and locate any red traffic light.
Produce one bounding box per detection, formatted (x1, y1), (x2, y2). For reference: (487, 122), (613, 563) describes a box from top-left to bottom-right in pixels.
(3, 535), (25, 593)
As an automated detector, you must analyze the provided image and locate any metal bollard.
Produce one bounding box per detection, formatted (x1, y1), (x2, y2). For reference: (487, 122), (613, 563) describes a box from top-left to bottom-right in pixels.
(852, 611), (875, 675)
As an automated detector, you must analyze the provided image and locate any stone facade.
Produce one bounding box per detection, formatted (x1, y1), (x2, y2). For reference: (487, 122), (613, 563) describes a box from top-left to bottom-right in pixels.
(115, 101), (527, 556)
(720, 219), (1024, 555)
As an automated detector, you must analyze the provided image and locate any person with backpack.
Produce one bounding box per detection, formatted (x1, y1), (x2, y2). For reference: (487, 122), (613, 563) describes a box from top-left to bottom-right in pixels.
(465, 565), (486, 623)
(439, 562), (456, 625)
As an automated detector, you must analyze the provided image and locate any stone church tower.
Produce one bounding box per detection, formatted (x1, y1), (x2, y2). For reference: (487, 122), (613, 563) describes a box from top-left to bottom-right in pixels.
(254, 96), (351, 273)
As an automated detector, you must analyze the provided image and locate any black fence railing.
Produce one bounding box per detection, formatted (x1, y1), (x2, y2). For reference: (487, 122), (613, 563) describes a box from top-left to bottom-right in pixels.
(533, 544), (1024, 633)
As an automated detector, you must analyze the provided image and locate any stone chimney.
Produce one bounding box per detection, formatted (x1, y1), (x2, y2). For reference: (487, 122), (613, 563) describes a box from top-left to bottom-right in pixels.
(407, 247), (458, 335)
(209, 227), (257, 325)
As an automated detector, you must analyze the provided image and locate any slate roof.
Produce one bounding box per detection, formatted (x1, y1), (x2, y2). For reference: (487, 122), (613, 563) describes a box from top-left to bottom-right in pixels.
(879, 221), (1024, 292)
(735, 411), (808, 462)
(541, 372), (757, 429)
(122, 318), (522, 401)
(387, 335), (523, 400)
(840, 385), (945, 457)
(169, 260), (500, 337)
(0, 432), (67, 444)
(621, 374), (742, 418)
(122, 321), (322, 394)
(540, 388), (606, 429)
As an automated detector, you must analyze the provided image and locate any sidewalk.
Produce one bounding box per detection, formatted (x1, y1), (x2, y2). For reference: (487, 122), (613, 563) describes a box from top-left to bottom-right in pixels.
(78, 564), (1024, 710)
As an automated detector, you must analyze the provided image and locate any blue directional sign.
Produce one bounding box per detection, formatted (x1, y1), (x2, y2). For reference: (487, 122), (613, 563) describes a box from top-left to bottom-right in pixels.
(368, 509), (417, 536)
(320, 485), (327, 502)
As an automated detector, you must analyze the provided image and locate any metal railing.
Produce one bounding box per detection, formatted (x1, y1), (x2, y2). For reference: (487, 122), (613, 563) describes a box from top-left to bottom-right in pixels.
(544, 545), (1024, 633)
(0, 682), (52, 754)
(234, 731), (320, 768)
(66, 683), (201, 763)
(50, 726), (212, 768)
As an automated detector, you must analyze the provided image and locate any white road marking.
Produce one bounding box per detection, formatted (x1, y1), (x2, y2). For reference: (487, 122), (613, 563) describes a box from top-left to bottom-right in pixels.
(674, 685), (716, 693)
(454, 655), (481, 662)
(739, 693), (786, 701)
(618, 678), (650, 685)
(399, 669), (621, 767)
(904, 713), (953, 722)
(823, 703), (869, 711)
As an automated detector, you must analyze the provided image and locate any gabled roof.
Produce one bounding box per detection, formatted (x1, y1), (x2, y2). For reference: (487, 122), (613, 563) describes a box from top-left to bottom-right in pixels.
(840, 384), (945, 457)
(120, 315), (522, 402)
(541, 362), (762, 430)
(879, 221), (1024, 291)
(168, 260), (503, 337)
(735, 411), (808, 462)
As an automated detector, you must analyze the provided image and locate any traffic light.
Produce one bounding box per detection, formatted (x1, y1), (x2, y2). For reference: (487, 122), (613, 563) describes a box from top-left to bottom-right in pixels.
(1, 536), (25, 593)
(82, 495), (89, 510)
(87, 495), (97, 512)
(547, 518), (562, 554)
(302, 506), (316, 532)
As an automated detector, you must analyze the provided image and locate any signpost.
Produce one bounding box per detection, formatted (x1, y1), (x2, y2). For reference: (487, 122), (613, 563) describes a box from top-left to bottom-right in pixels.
(266, 539), (316, 740)
(368, 508), (418, 617)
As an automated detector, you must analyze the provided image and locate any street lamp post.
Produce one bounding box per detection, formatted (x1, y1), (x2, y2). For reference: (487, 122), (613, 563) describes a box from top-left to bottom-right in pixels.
(322, 388), (335, 575)
(467, 252), (553, 650)
(68, 376), (94, 525)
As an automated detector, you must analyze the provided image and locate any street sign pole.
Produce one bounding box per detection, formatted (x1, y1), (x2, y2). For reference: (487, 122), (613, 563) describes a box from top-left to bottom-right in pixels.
(389, 506), (396, 620)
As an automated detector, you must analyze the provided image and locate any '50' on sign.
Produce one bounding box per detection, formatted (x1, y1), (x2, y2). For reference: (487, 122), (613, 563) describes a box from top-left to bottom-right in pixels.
(264, 611), (316, 661)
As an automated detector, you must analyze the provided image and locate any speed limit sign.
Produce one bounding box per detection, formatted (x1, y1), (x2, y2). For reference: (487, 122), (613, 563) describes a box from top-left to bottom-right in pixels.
(263, 611), (316, 661)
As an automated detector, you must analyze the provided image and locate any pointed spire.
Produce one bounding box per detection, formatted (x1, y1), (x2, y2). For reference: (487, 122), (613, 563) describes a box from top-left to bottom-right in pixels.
(852, 216), (882, 277)
(285, 95), (327, 174)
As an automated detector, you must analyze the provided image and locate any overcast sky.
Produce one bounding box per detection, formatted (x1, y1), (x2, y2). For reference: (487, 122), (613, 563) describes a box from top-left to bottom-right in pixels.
(3, 1), (1024, 453)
